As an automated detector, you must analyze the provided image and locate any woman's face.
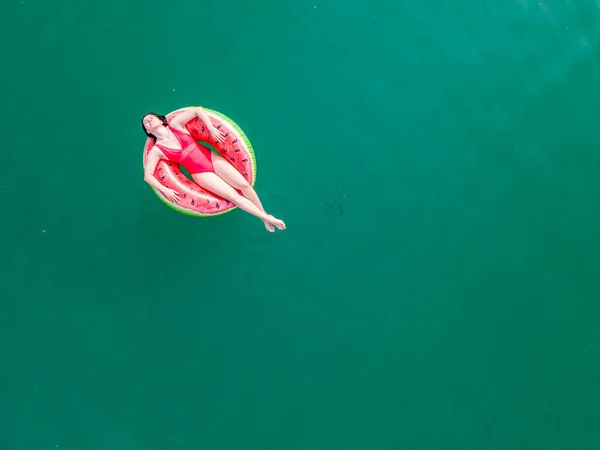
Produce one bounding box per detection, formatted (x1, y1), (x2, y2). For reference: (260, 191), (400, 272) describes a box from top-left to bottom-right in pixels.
(142, 114), (164, 133)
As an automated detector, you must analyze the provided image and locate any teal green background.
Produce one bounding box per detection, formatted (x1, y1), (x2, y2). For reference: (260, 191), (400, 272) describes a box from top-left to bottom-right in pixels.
(2, 1), (600, 449)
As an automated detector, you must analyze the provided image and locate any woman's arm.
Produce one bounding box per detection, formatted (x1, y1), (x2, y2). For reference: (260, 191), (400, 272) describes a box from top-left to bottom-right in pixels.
(144, 148), (180, 202)
(144, 148), (168, 192)
(170, 106), (226, 143)
(170, 106), (212, 130)
(194, 106), (214, 129)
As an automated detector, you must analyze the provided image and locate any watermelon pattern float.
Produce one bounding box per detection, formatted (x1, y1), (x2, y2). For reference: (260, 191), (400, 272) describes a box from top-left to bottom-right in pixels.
(142, 106), (257, 217)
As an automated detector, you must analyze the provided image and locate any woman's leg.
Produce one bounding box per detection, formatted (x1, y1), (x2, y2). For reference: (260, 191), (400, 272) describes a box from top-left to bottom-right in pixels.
(192, 172), (286, 231)
(211, 153), (275, 231)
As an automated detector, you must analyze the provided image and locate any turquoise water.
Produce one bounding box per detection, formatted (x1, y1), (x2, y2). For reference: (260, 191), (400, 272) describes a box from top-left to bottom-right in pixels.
(2, 1), (600, 449)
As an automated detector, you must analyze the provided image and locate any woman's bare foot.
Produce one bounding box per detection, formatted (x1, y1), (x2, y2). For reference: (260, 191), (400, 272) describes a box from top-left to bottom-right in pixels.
(267, 215), (286, 230)
(264, 220), (275, 232)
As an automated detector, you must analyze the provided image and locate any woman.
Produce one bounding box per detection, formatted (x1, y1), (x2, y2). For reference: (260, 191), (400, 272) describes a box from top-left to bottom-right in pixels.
(142, 107), (286, 232)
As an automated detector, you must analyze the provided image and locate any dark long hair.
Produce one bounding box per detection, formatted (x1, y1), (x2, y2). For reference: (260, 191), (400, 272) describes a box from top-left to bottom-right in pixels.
(142, 112), (168, 141)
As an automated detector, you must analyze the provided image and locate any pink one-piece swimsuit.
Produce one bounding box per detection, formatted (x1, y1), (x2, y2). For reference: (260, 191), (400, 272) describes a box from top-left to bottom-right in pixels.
(155, 125), (214, 174)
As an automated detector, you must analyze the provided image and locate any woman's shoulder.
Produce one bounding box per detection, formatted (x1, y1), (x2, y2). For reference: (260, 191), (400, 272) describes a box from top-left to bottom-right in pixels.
(148, 143), (167, 157)
(167, 120), (190, 135)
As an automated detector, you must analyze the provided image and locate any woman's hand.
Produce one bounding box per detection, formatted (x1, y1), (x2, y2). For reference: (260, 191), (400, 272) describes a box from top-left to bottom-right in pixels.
(209, 125), (226, 143)
(163, 188), (180, 203)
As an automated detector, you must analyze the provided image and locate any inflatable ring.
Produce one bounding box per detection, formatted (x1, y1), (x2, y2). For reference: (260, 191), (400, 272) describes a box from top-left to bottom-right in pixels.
(142, 106), (257, 217)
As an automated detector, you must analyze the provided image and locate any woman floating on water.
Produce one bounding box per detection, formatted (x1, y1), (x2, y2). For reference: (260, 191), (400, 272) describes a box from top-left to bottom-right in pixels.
(142, 107), (286, 232)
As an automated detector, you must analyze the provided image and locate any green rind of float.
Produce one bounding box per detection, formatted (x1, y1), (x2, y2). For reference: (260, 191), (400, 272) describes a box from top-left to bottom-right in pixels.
(145, 106), (257, 218)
